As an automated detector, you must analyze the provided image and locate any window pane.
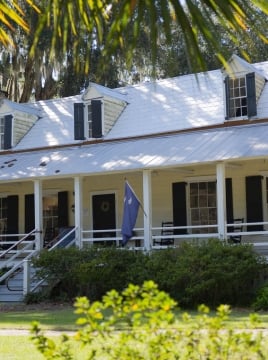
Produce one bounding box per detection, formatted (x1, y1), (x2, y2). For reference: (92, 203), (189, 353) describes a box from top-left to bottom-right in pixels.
(199, 195), (207, 207)
(190, 181), (217, 233)
(190, 195), (198, 208)
(227, 76), (247, 118)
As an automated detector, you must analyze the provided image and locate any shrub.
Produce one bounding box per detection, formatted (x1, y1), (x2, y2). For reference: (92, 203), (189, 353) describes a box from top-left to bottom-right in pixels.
(32, 246), (149, 301)
(31, 281), (267, 359)
(31, 239), (267, 308)
(148, 239), (267, 308)
(252, 284), (268, 311)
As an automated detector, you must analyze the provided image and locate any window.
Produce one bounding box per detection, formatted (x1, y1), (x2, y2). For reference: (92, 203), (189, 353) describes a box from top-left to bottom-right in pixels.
(225, 72), (257, 120)
(0, 117), (4, 149)
(0, 197), (7, 235)
(43, 196), (58, 240)
(228, 77), (247, 118)
(190, 181), (217, 233)
(74, 100), (103, 140)
(87, 104), (93, 138)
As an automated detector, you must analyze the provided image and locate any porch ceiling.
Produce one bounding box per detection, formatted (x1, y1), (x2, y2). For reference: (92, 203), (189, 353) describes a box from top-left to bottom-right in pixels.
(0, 122), (268, 182)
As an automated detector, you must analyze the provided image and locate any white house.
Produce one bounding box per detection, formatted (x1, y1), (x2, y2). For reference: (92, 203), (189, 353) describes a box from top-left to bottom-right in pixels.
(0, 54), (268, 258)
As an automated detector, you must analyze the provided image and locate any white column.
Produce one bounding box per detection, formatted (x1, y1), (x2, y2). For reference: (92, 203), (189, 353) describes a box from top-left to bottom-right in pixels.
(34, 179), (43, 251)
(23, 259), (30, 296)
(216, 162), (226, 240)
(74, 176), (83, 248)
(143, 170), (152, 251)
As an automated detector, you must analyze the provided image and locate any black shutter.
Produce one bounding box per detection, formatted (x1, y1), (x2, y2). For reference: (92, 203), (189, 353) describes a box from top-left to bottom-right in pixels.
(224, 76), (230, 120)
(7, 195), (18, 242)
(58, 191), (69, 228)
(225, 178), (233, 229)
(172, 182), (187, 235)
(4, 114), (12, 149)
(92, 99), (102, 138)
(246, 72), (257, 117)
(246, 176), (263, 231)
(74, 103), (85, 140)
(25, 194), (35, 233)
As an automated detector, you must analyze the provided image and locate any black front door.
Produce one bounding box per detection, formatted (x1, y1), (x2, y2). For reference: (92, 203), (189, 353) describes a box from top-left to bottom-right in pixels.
(92, 193), (116, 245)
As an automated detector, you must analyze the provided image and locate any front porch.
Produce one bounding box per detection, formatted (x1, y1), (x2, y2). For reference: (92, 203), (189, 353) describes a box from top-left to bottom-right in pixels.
(1, 157), (268, 254)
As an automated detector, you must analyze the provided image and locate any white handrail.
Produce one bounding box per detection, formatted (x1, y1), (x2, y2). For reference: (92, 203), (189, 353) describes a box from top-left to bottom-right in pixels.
(48, 226), (76, 251)
(0, 229), (37, 260)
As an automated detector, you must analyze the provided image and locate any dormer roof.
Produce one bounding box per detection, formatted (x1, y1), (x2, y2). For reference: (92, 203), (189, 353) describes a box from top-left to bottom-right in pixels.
(223, 54), (268, 80)
(82, 82), (128, 104)
(0, 98), (41, 119)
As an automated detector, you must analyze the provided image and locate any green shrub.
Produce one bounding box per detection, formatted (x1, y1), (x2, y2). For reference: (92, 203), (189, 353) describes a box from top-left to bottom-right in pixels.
(31, 240), (267, 308)
(32, 247), (149, 301)
(31, 281), (267, 359)
(252, 284), (268, 311)
(148, 239), (267, 308)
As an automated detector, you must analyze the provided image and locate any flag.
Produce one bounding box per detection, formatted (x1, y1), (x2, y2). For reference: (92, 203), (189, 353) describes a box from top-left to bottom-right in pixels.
(121, 181), (140, 246)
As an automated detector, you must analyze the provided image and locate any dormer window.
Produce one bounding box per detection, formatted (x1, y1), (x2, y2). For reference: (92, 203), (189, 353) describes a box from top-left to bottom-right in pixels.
(0, 117), (5, 148)
(0, 115), (12, 150)
(87, 100), (102, 138)
(74, 100), (103, 140)
(228, 77), (247, 117)
(225, 72), (257, 120)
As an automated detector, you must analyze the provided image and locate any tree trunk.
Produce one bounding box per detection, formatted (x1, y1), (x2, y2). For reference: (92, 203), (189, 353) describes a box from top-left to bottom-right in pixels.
(20, 57), (35, 103)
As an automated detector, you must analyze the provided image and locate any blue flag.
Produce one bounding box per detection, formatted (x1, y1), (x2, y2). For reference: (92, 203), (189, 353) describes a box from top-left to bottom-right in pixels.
(121, 182), (140, 246)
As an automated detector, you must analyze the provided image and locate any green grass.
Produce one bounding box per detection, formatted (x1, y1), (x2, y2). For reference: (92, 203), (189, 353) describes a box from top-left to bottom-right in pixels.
(1, 305), (268, 330)
(0, 305), (78, 330)
(0, 336), (45, 360)
(1, 305), (268, 359)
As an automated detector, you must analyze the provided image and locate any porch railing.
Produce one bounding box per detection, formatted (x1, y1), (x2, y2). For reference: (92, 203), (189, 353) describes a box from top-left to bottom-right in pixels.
(29, 226), (77, 294)
(0, 229), (38, 285)
(0, 227), (77, 297)
(81, 222), (268, 250)
(82, 228), (145, 249)
(0, 229), (38, 267)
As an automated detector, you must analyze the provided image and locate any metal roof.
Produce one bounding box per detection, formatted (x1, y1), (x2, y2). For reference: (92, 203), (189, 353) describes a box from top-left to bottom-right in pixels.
(0, 122), (268, 182)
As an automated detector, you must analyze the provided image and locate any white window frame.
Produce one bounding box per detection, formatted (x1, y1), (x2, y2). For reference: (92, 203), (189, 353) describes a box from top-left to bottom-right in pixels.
(85, 100), (104, 139)
(0, 116), (5, 150)
(187, 178), (217, 234)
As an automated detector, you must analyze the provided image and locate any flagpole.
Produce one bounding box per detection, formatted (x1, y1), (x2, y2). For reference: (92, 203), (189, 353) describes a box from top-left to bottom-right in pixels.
(125, 180), (147, 217)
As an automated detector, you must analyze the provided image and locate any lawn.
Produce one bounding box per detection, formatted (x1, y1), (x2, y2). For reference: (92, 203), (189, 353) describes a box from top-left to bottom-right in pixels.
(0, 303), (78, 360)
(1, 303), (268, 359)
(0, 303), (78, 331)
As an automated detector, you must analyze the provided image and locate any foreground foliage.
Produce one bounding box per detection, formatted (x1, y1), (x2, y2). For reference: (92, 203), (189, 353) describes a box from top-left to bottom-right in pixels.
(31, 281), (267, 359)
(1, 1), (268, 74)
(31, 239), (267, 308)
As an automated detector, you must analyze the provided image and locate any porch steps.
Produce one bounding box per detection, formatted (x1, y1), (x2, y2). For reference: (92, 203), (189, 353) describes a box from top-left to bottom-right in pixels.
(0, 227), (76, 303)
(0, 264), (45, 302)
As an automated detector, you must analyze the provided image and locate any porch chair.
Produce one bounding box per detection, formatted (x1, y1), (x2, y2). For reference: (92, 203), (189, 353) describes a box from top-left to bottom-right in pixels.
(229, 218), (244, 244)
(154, 221), (174, 246)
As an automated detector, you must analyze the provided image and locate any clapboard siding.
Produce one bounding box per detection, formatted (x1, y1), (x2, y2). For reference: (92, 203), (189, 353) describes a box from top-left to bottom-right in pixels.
(13, 117), (37, 146)
(103, 99), (126, 134)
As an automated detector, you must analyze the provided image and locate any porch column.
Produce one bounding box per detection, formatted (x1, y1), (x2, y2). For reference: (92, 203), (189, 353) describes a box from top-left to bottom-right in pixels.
(216, 162), (226, 240)
(34, 179), (43, 251)
(143, 170), (152, 251)
(74, 176), (83, 248)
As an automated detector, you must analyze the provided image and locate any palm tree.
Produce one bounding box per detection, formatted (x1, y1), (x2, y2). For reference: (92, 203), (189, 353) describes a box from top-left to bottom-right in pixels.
(1, 0), (267, 73)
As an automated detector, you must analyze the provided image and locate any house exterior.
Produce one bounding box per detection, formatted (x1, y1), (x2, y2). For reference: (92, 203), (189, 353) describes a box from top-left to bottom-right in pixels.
(0, 54), (268, 255)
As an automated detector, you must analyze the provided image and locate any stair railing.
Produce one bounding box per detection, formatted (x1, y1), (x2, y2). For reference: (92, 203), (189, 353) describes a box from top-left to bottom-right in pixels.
(0, 248), (39, 285)
(48, 226), (76, 251)
(29, 226), (77, 294)
(0, 229), (37, 263)
(1, 227), (77, 295)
